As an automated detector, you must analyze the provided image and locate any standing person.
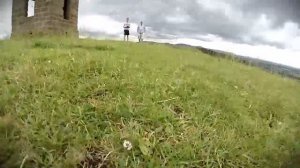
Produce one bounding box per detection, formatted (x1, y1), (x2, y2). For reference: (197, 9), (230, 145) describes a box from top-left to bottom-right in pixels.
(123, 17), (130, 41)
(137, 21), (146, 42)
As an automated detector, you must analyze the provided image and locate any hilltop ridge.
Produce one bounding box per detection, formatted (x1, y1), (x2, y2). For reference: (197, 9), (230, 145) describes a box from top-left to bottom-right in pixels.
(0, 38), (300, 167)
(146, 41), (300, 80)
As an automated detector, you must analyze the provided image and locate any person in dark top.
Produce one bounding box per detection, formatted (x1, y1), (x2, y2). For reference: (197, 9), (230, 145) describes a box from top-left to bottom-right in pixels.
(123, 17), (131, 41)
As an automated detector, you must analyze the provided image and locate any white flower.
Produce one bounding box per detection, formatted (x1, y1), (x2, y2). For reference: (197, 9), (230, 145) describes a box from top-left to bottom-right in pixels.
(48, 60), (52, 63)
(123, 140), (133, 151)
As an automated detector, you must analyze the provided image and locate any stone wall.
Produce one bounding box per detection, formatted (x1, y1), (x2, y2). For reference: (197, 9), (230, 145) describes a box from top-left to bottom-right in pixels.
(12, 0), (79, 37)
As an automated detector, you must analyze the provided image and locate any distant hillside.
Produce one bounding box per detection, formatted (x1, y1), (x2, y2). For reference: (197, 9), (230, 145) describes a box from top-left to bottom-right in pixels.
(193, 45), (300, 80)
(147, 41), (300, 80)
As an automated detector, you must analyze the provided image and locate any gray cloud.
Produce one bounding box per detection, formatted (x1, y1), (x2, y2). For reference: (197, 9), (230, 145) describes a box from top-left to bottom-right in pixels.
(238, 0), (300, 26)
(1, 0), (300, 49)
(78, 0), (300, 48)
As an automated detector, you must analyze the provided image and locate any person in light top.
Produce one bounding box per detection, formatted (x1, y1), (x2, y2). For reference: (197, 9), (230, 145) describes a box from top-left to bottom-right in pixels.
(123, 17), (131, 41)
(137, 21), (146, 42)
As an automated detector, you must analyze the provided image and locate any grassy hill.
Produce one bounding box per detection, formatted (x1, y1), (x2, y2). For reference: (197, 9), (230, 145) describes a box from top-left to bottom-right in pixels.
(0, 38), (300, 167)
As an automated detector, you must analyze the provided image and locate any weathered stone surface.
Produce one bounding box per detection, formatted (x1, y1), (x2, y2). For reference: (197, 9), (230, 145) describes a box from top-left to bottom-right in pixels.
(12, 0), (79, 37)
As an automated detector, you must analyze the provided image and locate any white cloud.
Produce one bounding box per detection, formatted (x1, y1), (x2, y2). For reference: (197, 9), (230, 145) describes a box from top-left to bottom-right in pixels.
(165, 7), (191, 24)
(197, 0), (231, 13)
(165, 15), (191, 24)
(251, 14), (300, 51)
(196, 0), (243, 24)
(79, 14), (138, 36)
(262, 22), (300, 50)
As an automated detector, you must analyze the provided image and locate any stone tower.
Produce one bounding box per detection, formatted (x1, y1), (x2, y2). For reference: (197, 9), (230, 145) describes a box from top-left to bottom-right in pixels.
(12, 0), (79, 37)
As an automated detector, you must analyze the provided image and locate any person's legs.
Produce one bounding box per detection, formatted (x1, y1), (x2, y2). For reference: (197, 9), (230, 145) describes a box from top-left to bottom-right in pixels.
(124, 30), (126, 41)
(138, 34), (141, 42)
(124, 30), (130, 41)
(139, 33), (144, 42)
(140, 33), (143, 42)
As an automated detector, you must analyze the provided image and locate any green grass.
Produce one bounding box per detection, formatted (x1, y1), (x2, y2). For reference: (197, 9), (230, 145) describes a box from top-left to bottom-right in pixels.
(0, 37), (300, 167)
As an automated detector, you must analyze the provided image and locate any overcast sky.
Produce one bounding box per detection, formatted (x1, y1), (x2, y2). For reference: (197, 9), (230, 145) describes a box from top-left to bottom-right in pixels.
(1, 0), (300, 68)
